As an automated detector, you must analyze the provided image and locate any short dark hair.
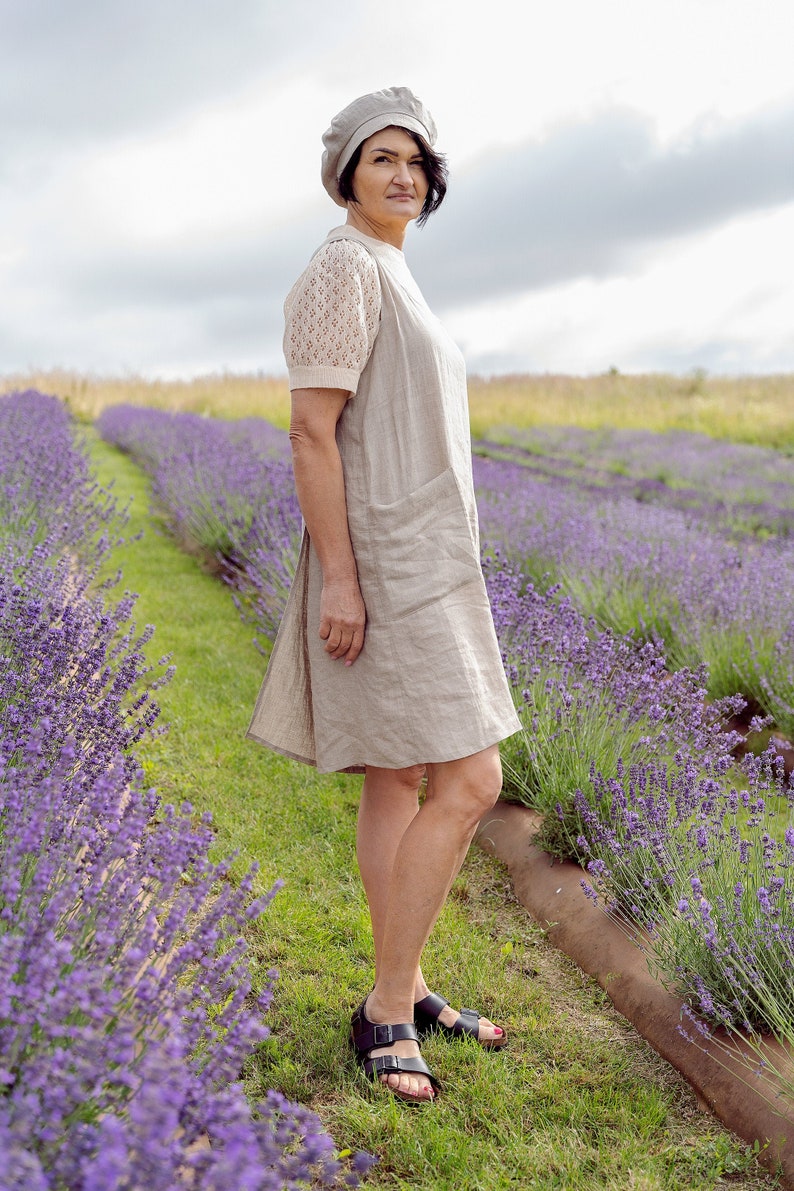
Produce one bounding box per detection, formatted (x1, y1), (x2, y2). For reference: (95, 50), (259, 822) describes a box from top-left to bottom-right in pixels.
(337, 129), (448, 227)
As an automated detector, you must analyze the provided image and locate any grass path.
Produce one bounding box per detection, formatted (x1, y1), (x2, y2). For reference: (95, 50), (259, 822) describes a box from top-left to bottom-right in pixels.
(88, 433), (780, 1190)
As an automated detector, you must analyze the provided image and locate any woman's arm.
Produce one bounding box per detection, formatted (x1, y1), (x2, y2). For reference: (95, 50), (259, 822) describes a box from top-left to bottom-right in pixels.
(289, 387), (366, 666)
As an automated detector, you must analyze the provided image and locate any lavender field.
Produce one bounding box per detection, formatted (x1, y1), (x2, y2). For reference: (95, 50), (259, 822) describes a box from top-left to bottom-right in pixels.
(0, 392), (370, 1189)
(95, 400), (794, 1108)
(3, 387), (793, 1181)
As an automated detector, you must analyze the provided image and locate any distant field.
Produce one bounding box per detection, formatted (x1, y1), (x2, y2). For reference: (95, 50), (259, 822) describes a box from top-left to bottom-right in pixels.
(3, 368), (794, 448)
(467, 371), (794, 449)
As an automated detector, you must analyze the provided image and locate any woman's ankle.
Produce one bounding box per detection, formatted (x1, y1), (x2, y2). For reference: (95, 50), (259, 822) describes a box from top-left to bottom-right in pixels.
(367, 987), (414, 1025)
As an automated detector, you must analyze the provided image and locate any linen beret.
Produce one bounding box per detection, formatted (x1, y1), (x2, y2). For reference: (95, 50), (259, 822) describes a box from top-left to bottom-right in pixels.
(321, 86), (437, 207)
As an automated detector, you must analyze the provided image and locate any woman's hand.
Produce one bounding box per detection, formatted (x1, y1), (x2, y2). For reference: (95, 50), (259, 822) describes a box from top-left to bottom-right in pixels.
(319, 578), (366, 665)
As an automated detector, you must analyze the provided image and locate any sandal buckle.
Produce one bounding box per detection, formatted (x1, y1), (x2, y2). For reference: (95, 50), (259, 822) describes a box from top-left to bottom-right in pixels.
(372, 1023), (394, 1046)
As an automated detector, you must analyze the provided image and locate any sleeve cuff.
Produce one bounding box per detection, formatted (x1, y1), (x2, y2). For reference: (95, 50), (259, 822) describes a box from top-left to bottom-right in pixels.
(287, 365), (362, 394)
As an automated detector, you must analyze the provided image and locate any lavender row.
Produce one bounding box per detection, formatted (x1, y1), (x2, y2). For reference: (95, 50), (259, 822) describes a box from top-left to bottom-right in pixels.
(479, 425), (794, 537)
(480, 434), (794, 1095)
(474, 453), (794, 738)
(1, 393), (168, 783)
(576, 748), (794, 1105)
(490, 554), (794, 1103)
(0, 391), (120, 572)
(484, 554), (745, 856)
(0, 393), (368, 1189)
(97, 405), (301, 642)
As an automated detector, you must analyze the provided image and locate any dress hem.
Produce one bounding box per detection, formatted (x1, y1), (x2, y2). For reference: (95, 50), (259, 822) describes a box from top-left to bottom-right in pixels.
(245, 717), (522, 776)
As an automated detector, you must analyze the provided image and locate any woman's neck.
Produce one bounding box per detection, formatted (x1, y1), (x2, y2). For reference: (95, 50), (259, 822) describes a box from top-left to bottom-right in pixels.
(345, 205), (407, 250)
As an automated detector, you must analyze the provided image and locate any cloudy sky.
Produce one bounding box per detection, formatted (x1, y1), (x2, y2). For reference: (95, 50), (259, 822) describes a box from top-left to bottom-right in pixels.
(1, 0), (792, 380)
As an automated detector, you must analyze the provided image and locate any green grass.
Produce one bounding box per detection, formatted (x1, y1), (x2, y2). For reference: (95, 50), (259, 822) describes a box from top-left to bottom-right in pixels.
(88, 432), (780, 1190)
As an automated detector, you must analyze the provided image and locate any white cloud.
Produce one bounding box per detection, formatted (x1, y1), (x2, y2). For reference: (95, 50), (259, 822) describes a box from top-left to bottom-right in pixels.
(443, 204), (794, 374)
(337, 0), (794, 157)
(0, 0), (792, 378)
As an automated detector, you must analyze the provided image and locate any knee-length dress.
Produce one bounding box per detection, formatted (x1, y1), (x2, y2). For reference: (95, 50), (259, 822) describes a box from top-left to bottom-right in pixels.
(247, 224), (521, 773)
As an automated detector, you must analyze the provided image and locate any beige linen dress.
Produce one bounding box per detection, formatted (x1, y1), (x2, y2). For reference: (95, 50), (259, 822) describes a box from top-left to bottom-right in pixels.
(247, 225), (521, 773)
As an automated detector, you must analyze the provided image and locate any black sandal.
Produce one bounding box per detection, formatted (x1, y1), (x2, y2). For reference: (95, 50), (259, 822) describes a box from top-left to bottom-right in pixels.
(351, 997), (440, 1103)
(414, 992), (507, 1048)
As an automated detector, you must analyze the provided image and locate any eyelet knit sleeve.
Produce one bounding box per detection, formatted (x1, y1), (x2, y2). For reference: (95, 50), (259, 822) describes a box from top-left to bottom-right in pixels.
(283, 239), (381, 395)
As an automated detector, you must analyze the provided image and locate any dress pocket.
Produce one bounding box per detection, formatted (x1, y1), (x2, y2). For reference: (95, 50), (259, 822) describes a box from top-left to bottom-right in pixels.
(367, 468), (481, 621)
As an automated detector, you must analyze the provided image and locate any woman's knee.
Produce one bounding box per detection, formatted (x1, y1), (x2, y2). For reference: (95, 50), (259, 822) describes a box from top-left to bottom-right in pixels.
(465, 748), (503, 813)
(427, 747), (502, 819)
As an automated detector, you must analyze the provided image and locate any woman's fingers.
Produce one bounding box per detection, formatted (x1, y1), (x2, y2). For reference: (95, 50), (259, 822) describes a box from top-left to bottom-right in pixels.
(319, 621), (365, 663)
(344, 626), (365, 665)
(319, 582), (367, 664)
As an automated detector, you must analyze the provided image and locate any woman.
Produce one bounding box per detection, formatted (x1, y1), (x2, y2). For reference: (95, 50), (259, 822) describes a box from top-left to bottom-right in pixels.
(248, 86), (521, 1103)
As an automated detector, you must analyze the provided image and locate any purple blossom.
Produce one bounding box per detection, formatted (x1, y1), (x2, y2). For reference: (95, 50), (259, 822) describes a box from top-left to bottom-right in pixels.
(576, 744), (794, 1038)
(473, 438), (794, 737)
(1, 392), (371, 1188)
(484, 551), (744, 859)
(97, 405), (302, 643)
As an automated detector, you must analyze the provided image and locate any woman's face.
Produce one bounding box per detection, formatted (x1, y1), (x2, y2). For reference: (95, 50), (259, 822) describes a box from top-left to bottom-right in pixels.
(348, 126), (429, 235)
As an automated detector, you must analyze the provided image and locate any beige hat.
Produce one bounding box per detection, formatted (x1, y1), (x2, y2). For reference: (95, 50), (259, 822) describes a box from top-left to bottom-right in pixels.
(321, 86), (437, 207)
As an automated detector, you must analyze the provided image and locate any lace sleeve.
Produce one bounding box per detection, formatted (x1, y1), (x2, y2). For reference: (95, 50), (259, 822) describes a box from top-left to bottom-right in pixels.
(283, 239), (381, 395)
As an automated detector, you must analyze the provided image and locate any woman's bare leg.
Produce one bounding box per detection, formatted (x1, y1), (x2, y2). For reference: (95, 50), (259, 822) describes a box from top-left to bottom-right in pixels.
(357, 761), (504, 1023)
(357, 763), (426, 975)
(355, 745), (503, 1098)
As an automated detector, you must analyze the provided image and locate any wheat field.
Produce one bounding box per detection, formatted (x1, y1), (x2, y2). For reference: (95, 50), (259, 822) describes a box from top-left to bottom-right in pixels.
(3, 367), (794, 448)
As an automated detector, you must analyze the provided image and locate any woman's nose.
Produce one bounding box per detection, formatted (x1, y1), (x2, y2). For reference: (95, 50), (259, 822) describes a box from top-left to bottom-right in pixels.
(392, 160), (412, 186)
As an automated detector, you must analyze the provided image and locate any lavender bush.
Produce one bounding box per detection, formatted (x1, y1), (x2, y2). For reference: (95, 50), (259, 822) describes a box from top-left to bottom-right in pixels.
(1, 545), (170, 787)
(484, 552), (745, 857)
(97, 405), (302, 641)
(575, 749), (794, 1104)
(1, 392), (371, 1188)
(1, 391), (120, 568)
(0, 736), (375, 1189)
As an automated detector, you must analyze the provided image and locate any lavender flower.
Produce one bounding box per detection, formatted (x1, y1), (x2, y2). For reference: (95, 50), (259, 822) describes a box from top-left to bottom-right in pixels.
(576, 742), (794, 1103)
(483, 551), (743, 858)
(97, 405), (302, 642)
(474, 444), (794, 737)
(1, 391), (371, 1188)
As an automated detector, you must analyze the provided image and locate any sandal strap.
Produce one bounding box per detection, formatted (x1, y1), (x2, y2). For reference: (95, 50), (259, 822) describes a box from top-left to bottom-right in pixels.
(353, 1020), (418, 1053)
(351, 999), (419, 1056)
(414, 993), (481, 1038)
(453, 1007), (481, 1037)
(363, 1052), (440, 1093)
(414, 992), (449, 1019)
